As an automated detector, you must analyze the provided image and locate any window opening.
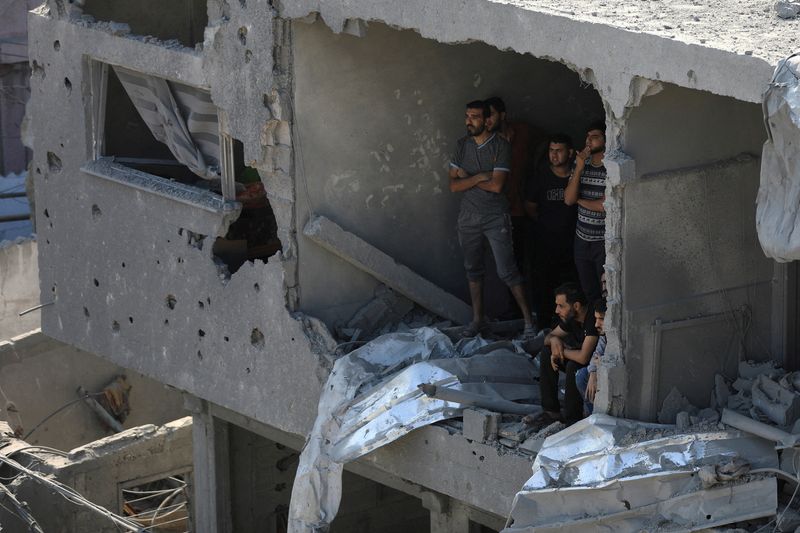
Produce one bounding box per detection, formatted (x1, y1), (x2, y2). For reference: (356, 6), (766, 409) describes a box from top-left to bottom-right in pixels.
(120, 472), (191, 532)
(101, 64), (222, 191)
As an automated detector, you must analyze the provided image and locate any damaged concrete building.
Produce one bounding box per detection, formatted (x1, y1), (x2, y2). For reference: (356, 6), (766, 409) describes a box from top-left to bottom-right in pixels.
(16, 0), (800, 530)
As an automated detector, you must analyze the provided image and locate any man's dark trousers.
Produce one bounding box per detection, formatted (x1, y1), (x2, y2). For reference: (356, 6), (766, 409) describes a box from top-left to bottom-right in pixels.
(538, 345), (586, 423)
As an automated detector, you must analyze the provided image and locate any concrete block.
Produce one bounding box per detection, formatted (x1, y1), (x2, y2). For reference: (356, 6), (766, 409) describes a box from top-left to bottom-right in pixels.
(658, 387), (697, 424)
(739, 360), (784, 380)
(345, 285), (414, 338)
(463, 408), (500, 443)
(751, 374), (800, 426)
(303, 215), (472, 324)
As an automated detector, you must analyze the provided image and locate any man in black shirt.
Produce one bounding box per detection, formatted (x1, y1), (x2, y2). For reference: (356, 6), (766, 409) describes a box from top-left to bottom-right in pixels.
(525, 134), (579, 328)
(536, 282), (599, 425)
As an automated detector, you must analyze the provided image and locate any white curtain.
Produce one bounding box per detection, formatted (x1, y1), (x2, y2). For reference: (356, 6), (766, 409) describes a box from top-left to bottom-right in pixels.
(113, 66), (220, 180)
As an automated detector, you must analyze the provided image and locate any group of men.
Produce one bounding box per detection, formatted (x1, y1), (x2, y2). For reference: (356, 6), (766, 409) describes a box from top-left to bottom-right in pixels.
(448, 98), (608, 425)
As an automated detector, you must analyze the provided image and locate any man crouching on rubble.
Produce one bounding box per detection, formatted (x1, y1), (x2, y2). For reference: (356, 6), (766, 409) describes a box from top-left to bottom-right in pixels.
(531, 282), (599, 425)
(449, 100), (535, 339)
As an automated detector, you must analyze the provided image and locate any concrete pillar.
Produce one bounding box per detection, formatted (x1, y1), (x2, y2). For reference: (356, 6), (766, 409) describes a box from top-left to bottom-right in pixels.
(186, 395), (233, 533)
(421, 491), (470, 533)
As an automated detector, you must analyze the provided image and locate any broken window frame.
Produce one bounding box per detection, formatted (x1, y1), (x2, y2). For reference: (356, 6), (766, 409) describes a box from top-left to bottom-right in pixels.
(88, 59), (238, 203)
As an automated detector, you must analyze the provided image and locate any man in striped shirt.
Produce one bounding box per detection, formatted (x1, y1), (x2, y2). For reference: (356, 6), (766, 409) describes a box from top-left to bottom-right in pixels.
(565, 121), (607, 302)
(449, 100), (535, 338)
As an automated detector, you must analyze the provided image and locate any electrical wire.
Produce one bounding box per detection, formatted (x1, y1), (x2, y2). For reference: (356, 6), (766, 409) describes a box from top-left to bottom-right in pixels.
(22, 391), (105, 441)
(0, 453), (143, 532)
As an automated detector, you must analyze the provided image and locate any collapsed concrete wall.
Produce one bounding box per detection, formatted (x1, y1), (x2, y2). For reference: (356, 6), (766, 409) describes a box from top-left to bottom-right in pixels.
(0, 239), (39, 340)
(0, 329), (185, 450)
(2, 417), (192, 532)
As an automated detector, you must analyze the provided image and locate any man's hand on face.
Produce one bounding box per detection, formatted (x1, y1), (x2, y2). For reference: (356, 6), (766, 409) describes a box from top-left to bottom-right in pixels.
(577, 145), (592, 161)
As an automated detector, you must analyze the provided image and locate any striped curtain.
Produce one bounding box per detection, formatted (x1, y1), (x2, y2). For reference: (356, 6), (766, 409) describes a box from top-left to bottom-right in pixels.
(113, 66), (220, 180)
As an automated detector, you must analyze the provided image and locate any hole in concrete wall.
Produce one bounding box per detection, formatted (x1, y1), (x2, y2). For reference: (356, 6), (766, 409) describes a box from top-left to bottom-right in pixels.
(254, 283), (260, 292)
(184, 229), (206, 250)
(198, 329), (205, 338)
(51, 283), (56, 293)
(93, 278), (99, 287)
(245, 367), (251, 374)
(164, 319), (169, 325)
(207, 297), (211, 305)
(128, 316), (134, 324)
(121, 262), (126, 268)
(238, 0), (246, 7)
(91, 204), (102, 220)
(177, 257), (184, 264)
(212, 139), (282, 275)
(197, 350), (202, 360)
(47, 152), (62, 173)
(111, 320), (120, 333)
(238, 27), (248, 45)
(224, 336), (229, 342)
(64, 77), (71, 93)
(83, 306), (90, 318)
(82, 0), (207, 47)
(198, 300), (204, 309)
(53, 40), (60, 51)
(43, 208), (49, 218)
(244, 49), (253, 63)
(250, 328), (265, 349)
(166, 294), (177, 309)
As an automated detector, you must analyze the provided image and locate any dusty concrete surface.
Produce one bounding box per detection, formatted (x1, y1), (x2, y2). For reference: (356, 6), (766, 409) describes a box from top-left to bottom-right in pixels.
(0, 329), (186, 450)
(0, 239), (39, 340)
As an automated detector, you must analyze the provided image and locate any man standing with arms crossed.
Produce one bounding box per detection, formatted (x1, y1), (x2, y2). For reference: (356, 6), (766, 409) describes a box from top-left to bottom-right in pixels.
(449, 100), (534, 338)
(565, 121), (607, 302)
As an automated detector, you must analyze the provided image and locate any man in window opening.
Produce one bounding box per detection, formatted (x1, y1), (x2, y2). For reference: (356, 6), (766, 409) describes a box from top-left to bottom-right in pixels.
(525, 134), (579, 329)
(449, 100), (535, 339)
(575, 297), (607, 416)
(527, 282), (599, 426)
(564, 121), (607, 302)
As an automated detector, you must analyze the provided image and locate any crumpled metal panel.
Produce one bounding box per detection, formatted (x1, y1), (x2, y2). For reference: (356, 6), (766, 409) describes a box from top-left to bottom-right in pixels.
(288, 328), (538, 533)
(757, 52), (800, 261)
(504, 414), (779, 532)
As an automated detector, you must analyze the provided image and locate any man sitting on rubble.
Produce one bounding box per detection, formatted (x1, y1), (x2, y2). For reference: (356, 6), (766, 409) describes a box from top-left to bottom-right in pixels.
(529, 282), (599, 425)
(449, 100), (534, 339)
(575, 298), (606, 415)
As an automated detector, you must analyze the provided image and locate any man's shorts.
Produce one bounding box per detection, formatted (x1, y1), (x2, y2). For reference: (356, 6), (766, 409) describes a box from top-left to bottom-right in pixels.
(457, 210), (522, 287)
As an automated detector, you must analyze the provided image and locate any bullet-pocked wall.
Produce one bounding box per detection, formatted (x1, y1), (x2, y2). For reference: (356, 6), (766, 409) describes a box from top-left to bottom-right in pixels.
(620, 84), (771, 421)
(292, 19), (605, 325)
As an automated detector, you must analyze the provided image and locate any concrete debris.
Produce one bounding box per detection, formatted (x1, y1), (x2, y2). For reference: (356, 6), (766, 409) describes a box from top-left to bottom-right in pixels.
(721, 408), (800, 448)
(733, 377), (754, 392)
(775, 504), (800, 532)
(340, 285), (414, 340)
(658, 386), (698, 424)
(775, 0), (800, 19)
(712, 374), (732, 409)
(504, 414), (779, 532)
(757, 53), (800, 260)
(739, 359), (785, 381)
(779, 371), (800, 393)
(751, 374), (800, 426)
(463, 408), (501, 443)
(676, 411), (691, 431)
(519, 422), (566, 455)
(304, 216), (472, 324)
